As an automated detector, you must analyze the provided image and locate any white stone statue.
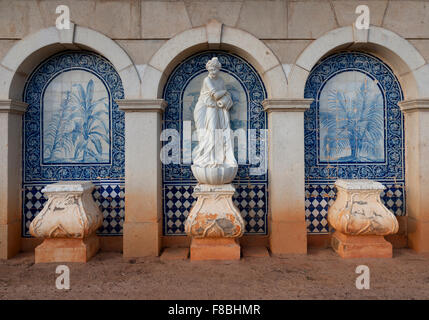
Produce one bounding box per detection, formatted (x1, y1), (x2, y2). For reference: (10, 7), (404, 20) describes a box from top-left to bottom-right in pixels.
(185, 58), (244, 260)
(191, 57), (238, 185)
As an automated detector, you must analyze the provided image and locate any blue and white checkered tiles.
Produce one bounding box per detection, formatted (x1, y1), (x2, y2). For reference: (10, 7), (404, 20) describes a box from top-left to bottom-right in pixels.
(305, 183), (405, 233)
(23, 184), (125, 237)
(163, 184), (268, 235)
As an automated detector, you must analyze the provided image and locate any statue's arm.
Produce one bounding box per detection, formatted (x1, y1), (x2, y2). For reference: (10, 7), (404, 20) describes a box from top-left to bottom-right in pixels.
(213, 90), (227, 100)
(205, 77), (226, 100)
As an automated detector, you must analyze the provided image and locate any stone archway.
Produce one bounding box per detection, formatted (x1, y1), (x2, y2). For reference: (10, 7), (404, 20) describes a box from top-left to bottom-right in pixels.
(0, 23), (140, 101)
(288, 25), (429, 253)
(288, 25), (429, 100)
(0, 24), (140, 259)
(118, 20), (309, 257)
(139, 19), (287, 100)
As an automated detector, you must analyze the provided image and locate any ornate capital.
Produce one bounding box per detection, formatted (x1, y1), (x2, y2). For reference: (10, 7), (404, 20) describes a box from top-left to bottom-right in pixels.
(116, 99), (167, 113)
(398, 99), (429, 113)
(262, 98), (313, 113)
(0, 99), (28, 114)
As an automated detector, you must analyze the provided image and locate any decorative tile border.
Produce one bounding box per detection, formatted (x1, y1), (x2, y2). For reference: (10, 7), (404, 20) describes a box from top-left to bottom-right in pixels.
(304, 52), (404, 181)
(23, 51), (125, 183)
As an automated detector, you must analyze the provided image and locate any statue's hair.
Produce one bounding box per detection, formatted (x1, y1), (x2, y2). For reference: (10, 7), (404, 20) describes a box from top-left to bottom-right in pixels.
(206, 57), (222, 70)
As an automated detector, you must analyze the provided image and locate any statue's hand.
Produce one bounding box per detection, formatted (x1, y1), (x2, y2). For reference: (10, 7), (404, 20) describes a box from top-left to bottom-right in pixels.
(217, 93), (233, 109)
(213, 90), (227, 100)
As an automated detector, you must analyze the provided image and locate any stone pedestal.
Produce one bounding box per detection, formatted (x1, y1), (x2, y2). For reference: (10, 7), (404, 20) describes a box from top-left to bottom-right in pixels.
(328, 179), (399, 258)
(35, 234), (100, 263)
(331, 231), (393, 258)
(190, 238), (240, 261)
(185, 184), (244, 261)
(29, 181), (103, 263)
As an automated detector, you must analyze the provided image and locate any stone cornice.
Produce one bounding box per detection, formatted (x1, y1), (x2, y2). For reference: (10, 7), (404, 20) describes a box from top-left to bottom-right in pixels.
(116, 99), (167, 113)
(0, 100), (28, 114)
(262, 98), (313, 113)
(398, 99), (429, 113)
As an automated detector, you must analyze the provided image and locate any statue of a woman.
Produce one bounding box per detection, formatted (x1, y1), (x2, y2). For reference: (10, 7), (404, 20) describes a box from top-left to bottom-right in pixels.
(192, 57), (237, 170)
(186, 58), (244, 245)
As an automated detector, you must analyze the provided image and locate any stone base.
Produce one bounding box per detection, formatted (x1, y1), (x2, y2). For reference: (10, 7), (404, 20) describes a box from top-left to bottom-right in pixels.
(331, 231), (393, 258)
(185, 184), (244, 238)
(35, 234), (100, 263)
(190, 238), (241, 261)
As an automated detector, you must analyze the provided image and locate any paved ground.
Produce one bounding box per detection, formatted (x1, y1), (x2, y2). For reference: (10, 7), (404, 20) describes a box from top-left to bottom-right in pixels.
(1, 248), (429, 300)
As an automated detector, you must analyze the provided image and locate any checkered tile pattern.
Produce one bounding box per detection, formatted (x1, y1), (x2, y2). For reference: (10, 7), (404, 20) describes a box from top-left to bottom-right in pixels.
(22, 184), (125, 237)
(305, 182), (405, 234)
(380, 184), (405, 216)
(305, 184), (334, 233)
(23, 186), (48, 236)
(93, 184), (125, 235)
(163, 184), (267, 235)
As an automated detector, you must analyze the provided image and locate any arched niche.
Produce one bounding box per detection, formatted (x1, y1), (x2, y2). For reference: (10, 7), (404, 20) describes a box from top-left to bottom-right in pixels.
(288, 25), (429, 101)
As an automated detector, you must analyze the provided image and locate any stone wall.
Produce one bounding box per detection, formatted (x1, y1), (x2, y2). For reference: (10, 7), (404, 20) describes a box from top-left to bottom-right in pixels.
(1, 0), (429, 68)
(1, 0), (429, 255)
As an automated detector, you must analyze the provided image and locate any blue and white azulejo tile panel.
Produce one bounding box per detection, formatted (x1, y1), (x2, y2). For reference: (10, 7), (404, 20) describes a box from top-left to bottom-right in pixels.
(304, 52), (405, 234)
(162, 51), (268, 235)
(22, 51), (125, 237)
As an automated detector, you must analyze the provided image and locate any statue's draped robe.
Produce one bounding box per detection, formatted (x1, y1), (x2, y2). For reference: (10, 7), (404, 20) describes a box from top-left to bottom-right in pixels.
(193, 75), (237, 168)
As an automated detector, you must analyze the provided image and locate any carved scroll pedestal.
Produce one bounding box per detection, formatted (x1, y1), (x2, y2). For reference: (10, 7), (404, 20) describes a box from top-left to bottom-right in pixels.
(328, 179), (399, 258)
(185, 184), (244, 261)
(29, 181), (103, 263)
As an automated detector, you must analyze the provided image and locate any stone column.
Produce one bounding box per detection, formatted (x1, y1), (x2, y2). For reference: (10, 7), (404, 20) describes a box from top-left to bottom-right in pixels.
(0, 100), (27, 259)
(399, 99), (429, 252)
(262, 99), (312, 254)
(116, 99), (166, 257)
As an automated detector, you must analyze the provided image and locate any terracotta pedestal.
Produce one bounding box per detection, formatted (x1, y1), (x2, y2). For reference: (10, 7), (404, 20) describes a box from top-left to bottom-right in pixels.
(331, 231), (393, 258)
(29, 181), (103, 263)
(35, 234), (100, 263)
(190, 238), (241, 261)
(185, 184), (244, 261)
(328, 179), (398, 259)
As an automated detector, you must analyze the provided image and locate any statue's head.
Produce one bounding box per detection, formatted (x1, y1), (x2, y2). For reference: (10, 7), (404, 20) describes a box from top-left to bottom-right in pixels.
(206, 57), (221, 78)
